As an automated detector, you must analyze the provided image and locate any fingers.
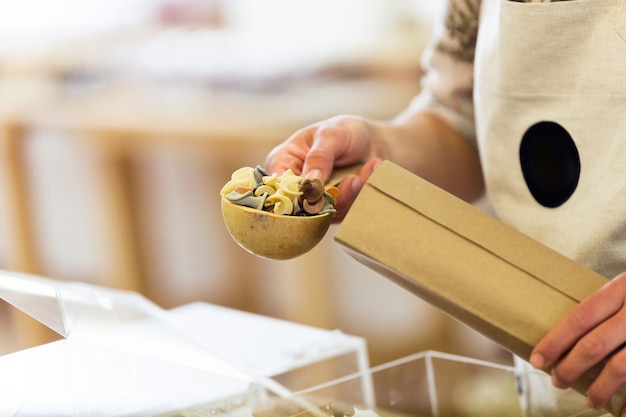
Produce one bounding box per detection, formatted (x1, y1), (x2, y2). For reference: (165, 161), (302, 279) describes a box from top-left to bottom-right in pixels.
(532, 274), (626, 370)
(530, 273), (626, 410)
(331, 158), (382, 221)
(551, 312), (626, 384)
(265, 115), (372, 179)
(301, 117), (370, 181)
(532, 277), (625, 370)
(300, 124), (346, 182)
(264, 116), (379, 220)
(264, 126), (314, 175)
(584, 347), (626, 410)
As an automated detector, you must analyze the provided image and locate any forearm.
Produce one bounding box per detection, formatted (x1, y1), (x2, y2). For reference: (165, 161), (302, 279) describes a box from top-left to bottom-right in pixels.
(366, 111), (484, 203)
(366, 0), (482, 202)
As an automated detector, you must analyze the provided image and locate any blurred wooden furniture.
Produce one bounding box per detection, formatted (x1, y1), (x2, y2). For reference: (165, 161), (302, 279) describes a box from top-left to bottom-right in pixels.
(0, 71), (421, 350)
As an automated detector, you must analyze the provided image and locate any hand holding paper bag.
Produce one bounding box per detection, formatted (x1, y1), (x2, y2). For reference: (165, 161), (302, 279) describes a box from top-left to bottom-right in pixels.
(532, 273), (626, 413)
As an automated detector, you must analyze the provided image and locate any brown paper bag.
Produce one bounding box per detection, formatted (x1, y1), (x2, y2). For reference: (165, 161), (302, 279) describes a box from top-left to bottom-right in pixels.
(335, 160), (624, 416)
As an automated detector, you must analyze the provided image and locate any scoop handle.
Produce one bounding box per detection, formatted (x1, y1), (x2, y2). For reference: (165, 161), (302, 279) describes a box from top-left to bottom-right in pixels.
(327, 164), (363, 187)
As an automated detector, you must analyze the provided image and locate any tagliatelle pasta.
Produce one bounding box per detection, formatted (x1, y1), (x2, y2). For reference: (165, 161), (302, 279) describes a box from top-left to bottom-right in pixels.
(220, 166), (339, 216)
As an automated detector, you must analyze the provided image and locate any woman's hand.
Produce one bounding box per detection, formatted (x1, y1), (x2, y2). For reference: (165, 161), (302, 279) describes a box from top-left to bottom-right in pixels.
(264, 115), (383, 221)
(264, 111), (484, 219)
(531, 272), (626, 413)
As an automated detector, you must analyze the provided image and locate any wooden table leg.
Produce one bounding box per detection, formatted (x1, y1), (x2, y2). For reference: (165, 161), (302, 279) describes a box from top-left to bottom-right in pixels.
(0, 124), (38, 273)
(89, 136), (144, 293)
(0, 123), (57, 349)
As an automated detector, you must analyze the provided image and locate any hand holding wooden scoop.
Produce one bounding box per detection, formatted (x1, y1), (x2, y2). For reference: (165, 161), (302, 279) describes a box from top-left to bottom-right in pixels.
(221, 164), (361, 260)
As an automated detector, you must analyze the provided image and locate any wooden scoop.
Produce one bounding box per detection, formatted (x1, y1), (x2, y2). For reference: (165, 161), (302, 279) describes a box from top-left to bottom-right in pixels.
(221, 164), (361, 260)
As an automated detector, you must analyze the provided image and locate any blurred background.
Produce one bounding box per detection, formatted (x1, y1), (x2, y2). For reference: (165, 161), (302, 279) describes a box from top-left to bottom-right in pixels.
(0, 0), (507, 366)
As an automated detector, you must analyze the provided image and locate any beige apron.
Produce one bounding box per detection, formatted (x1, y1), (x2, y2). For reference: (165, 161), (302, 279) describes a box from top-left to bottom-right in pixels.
(474, 0), (626, 279)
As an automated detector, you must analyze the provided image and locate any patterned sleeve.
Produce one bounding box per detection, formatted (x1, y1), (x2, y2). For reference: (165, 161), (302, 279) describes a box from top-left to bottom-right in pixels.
(404, 0), (480, 146)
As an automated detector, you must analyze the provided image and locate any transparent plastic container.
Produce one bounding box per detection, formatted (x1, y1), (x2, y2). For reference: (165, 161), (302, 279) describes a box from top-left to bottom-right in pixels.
(0, 270), (612, 417)
(240, 351), (611, 417)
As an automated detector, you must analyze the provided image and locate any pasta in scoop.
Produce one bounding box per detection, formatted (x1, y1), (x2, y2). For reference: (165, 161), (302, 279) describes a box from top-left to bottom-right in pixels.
(220, 166), (338, 216)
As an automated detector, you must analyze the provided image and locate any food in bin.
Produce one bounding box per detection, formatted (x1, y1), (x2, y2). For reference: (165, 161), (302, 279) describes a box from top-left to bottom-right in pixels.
(251, 398), (383, 417)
